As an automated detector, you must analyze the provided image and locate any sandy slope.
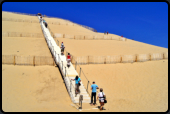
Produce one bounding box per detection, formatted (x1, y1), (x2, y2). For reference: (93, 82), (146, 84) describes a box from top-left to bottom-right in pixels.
(47, 24), (97, 36)
(2, 21), (43, 33)
(2, 65), (78, 112)
(2, 11), (42, 34)
(55, 37), (168, 57)
(2, 11), (38, 20)
(79, 59), (168, 112)
(2, 37), (52, 57)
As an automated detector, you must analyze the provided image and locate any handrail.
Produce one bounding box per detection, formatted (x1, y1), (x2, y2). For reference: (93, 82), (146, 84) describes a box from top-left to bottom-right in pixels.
(38, 15), (92, 102)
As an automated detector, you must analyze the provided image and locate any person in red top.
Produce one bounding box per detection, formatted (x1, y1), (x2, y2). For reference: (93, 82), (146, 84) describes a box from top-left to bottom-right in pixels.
(67, 53), (71, 68)
(121, 35), (123, 41)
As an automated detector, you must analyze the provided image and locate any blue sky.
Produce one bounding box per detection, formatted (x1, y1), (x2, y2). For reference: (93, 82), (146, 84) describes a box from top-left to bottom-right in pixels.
(2, 2), (168, 48)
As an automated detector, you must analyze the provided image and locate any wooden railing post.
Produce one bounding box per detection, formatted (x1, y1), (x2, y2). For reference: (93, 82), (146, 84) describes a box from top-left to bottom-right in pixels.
(71, 56), (73, 63)
(135, 55), (137, 62)
(87, 81), (89, 92)
(14, 55), (15, 65)
(34, 56), (35, 66)
(163, 53), (165, 59)
(88, 56), (89, 64)
(62, 61), (63, 70)
(65, 67), (66, 77)
(120, 56), (122, 63)
(79, 67), (81, 77)
(53, 56), (54, 66)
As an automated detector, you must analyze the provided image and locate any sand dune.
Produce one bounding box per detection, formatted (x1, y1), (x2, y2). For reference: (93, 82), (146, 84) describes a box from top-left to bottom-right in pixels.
(2, 11), (168, 112)
(55, 37), (167, 57)
(48, 24), (98, 36)
(79, 60), (168, 112)
(2, 11), (38, 20)
(2, 37), (51, 56)
(2, 21), (43, 33)
(2, 65), (78, 112)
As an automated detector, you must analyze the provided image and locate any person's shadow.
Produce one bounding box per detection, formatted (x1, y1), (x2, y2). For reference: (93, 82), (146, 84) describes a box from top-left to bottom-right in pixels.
(96, 106), (106, 110)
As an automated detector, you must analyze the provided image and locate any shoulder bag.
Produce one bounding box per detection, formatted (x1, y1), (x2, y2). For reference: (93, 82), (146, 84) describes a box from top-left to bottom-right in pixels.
(102, 92), (107, 103)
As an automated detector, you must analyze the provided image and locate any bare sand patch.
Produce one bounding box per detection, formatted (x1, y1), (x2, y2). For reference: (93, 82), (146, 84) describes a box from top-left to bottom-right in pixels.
(2, 21), (43, 33)
(2, 65), (79, 112)
(43, 17), (73, 23)
(48, 24), (98, 36)
(55, 37), (168, 57)
(79, 59), (168, 112)
(2, 11), (39, 20)
(2, 37), (51, 57)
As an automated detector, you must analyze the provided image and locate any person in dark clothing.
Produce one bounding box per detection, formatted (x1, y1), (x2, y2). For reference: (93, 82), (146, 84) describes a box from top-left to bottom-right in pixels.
(107, 31), (108, 35)
(37, 13), (42, 16)
(90, 81), (99, 106)
(43, 20), (48, 28)
(60, 42), (65, 55)
(71, 76), (81, 97)
(45, 22), (48, 28)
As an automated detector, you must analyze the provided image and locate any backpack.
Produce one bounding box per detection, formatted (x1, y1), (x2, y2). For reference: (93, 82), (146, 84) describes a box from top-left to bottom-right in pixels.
(102, 92), (107, 103)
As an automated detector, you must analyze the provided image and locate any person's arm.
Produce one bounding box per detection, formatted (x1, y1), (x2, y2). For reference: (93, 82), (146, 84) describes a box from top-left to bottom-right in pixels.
(97, 96), (99, 100)
(78, 80), (81, 83)
(103, 93), (106, 100)
(97, 93), (99, 100)
(97, 85), (99, 89)
(71, 79), (75, 81)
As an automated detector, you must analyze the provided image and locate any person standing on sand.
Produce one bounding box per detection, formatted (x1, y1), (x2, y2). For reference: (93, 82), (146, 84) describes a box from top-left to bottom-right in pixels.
(97, 88), (106, 110)
(90, 81), (99, 106)
(71, 76), (81, 97)
(107, 31), (108, 35)
(104, 31), (106, 34)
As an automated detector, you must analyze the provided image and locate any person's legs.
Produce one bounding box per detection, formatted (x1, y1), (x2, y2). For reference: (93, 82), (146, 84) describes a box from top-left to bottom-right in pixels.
(91, 92), (94, 105)
(100, 102), (104, 110)
(77, 84), (80, 94)
(67, 59), (70, 67)
(61, 49), (64, 55)
(94, 92), (96, 105)
(100, 102), (102, 110)
(75, 84), (78, 96)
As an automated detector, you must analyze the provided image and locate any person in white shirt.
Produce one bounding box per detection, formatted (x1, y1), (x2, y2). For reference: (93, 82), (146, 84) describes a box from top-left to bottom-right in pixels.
(97, 88), (106, 110)
(40, 16), (43, 23)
